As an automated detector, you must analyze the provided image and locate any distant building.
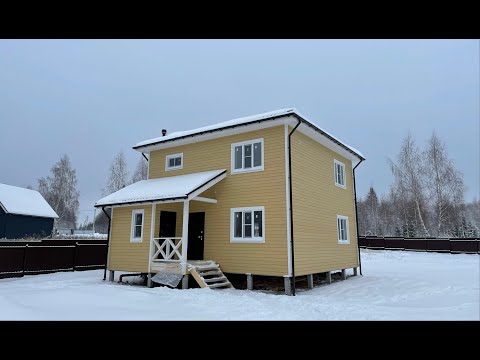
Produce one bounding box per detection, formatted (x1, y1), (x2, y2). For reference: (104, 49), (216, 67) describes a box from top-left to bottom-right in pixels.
(0, 183), (58, 239)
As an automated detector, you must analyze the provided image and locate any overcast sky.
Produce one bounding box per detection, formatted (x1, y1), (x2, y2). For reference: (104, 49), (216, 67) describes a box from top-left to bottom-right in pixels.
(0, 39), (478, 224)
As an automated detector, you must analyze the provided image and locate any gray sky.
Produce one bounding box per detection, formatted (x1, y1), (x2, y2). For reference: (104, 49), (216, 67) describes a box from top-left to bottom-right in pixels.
(1, 39), (478, 225)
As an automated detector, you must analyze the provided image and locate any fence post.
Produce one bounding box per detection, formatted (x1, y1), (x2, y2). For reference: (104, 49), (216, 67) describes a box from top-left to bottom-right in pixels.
(22, 244), (29, 276)
(72, 242), (77, 272)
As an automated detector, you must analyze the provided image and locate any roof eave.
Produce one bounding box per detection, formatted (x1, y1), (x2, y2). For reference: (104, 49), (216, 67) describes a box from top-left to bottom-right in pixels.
(5, 213), (58, 219)
(94, 195), (188, 209)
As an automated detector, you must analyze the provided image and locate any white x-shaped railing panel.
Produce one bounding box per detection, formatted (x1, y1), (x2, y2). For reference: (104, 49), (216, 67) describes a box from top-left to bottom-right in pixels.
(152, 237), (183, 261)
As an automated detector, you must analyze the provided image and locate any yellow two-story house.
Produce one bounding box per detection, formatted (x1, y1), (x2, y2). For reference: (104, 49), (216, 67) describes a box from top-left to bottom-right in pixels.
(95, 108), (365, 295)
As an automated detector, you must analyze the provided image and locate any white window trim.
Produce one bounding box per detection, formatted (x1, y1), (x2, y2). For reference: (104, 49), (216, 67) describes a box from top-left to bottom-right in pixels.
(334, 159), (346, 189)
(165, 153), (183, 171)
(231, 138), (264, 174)
(337, 215), (350, 244)
(230, 206), (265, 243)
(130, 209), (144, 243)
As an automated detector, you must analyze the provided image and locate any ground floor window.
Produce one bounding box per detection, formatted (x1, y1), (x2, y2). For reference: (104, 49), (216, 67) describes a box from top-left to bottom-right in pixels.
(230, 206), (265, 243)
(130, 209), (144, 243)
(337, 215), (349, 244)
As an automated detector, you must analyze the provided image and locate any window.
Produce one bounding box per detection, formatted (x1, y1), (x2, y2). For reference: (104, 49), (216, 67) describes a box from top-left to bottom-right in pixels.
(166, 153), (183, 171)
(130, 209), (144, 243)
(230, 206), (265, 243)
(337, 215), (349, 244)
(334, 159), (346, 188)
(231, 138), (264, 174)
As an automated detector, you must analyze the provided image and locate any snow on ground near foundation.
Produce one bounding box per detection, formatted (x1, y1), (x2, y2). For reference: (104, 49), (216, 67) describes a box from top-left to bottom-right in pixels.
(0, 250), (478, 320)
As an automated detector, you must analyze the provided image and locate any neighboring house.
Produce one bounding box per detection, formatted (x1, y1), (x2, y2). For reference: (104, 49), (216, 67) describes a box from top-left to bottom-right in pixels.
(95, 108), (365, 295)
(0, 183), (59, 239)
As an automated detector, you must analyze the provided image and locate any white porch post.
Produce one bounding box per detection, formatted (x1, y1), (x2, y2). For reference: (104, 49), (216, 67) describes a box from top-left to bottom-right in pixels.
(148, 203), (156, 274)
(181, 199), (190, 274)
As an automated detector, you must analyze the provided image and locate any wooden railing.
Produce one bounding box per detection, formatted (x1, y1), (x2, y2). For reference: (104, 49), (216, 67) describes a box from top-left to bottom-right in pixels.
(152, 237), (183, 262)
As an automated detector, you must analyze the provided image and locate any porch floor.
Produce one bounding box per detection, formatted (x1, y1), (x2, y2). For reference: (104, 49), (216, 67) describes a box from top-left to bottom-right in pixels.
(150, 260), (214, 273)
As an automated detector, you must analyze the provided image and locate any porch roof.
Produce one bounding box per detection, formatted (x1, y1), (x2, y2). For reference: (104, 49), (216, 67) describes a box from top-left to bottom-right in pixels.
(94, 169), (226, 208)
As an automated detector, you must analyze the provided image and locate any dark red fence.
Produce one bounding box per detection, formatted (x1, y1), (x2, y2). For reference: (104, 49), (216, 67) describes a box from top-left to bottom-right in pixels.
(0, 239), (108, 279)
(358, 236), (480, 254)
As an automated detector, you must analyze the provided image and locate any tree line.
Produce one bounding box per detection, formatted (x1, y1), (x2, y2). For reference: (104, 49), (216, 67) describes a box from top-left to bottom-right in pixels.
(34, 152), (148, 232)
(357, 132), (479, 238)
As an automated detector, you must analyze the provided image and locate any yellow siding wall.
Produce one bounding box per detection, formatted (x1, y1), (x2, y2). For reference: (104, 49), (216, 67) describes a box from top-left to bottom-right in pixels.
(108, 206), (151, 272)
(146, 125), (288, 276)
(291, 129), (359, 276)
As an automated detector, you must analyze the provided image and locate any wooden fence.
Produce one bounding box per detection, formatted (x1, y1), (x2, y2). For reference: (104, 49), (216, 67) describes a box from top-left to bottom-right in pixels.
(0, 239), (108, 279)
(358, 236), (480, 254)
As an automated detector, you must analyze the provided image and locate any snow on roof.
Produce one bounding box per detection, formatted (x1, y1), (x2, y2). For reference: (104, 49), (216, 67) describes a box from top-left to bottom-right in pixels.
(134, 108), (295, 148)
(95, 169), (226, 207)
(133, 108), (364, 159)
(0, 183), (59, 218)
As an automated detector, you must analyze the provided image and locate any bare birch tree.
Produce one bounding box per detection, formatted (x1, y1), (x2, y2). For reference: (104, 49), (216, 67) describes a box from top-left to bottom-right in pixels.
(131, 155), (148, 183)
(96, 151), (129, 234)
(102, 151), (130, 196)
(388, 133), (430, 236)
(423, 131), (465, 236)
(38, 154), (80, 228)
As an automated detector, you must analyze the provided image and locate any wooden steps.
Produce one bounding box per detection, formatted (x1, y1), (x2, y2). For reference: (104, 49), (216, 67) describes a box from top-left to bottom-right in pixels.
(188, 261), (233, 289)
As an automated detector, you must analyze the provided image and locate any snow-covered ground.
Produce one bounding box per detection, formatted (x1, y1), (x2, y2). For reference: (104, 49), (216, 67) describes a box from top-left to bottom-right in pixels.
(0, 250), (478, 320)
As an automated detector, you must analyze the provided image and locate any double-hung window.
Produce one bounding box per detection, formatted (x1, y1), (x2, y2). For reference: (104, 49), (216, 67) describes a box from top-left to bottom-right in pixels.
(166, 153), (183, 171)
(334, 159), (346, 188)
(337, 215), (349, 244)
(231, 206), (265, 243)
(231, 139), (264, 174)
(130, 209), (144, 243)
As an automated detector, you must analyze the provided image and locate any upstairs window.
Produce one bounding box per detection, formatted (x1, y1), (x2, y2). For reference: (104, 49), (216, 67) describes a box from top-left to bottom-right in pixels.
(231, 138), (264, 174)
(334, 159), (346, 188)
(231, 206), (265, 243)
(130, 209), (144, 243)
(166, 153), (183, 171)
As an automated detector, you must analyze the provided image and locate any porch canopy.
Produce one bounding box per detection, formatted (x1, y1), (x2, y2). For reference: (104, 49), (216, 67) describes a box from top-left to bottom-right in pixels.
(94, 169), (226, 208)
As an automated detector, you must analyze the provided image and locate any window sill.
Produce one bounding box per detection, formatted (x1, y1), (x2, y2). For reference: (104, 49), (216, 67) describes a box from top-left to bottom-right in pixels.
(335, 183), (346, 189)
(230, 238), (265, 243)
(231, 167), (264, 175)
(166, 166), (183, 172)
(130, 238), (143, 243)
(338, 240), (350, 245)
